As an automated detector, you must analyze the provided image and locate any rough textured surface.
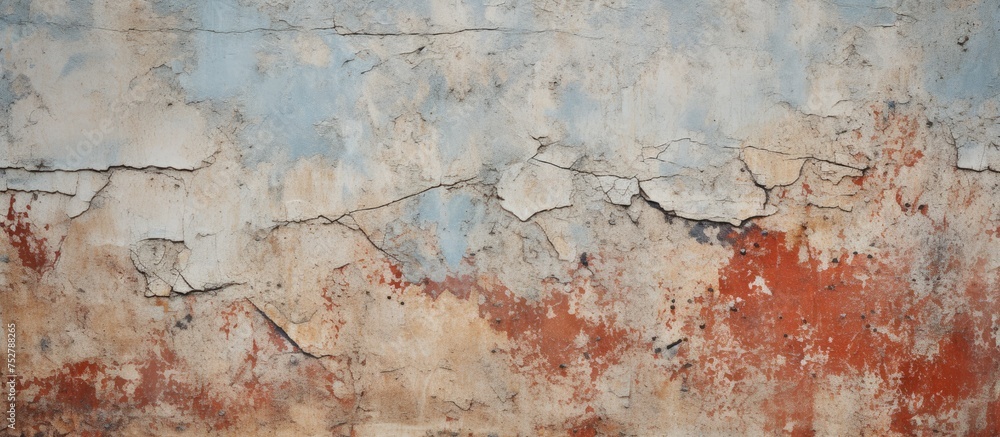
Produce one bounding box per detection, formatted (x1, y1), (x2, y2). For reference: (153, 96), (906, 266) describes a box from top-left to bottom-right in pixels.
(1, 0), (999, 435)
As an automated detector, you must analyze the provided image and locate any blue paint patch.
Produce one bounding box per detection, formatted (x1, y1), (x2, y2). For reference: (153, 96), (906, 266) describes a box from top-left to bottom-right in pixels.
(569, 223), (592, 252)
(766, 0), (810, 108)
(198, 0), (269, 32)
(59, 53), (86, 77)
(2, 0), (29, 22)
(924, 1), (1000, 104)
(550, 82), (603, 148)
(661, 0), (722, 49)
(835, 1), (898, 27)
(418, 70), (508, 163)
(654, 138), (734, 176)
(179, 1), (380, 168)
(414, 190), (482, 276)
(0, 71), (14, 109)
(149, 0), (193, 19)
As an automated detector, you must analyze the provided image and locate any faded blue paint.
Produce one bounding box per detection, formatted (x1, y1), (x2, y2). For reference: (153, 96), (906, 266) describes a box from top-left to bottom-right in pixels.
(0, 70), (14, 109)
(2, 0), (30, 22)
(655, 138), (734, 177)
(179, 1), (267, 100)
(414, 189), (481, 274)
(198, 0), (269, 32)
(439, 193), (477, 269)
(661, 0), (722, 49)
(924, 1), (1000, 104)
(179, 0), (380, 167)
(149, 0), (192, 19)
(835, 2), (898, 27)
(59, 54), (87, 77)
(766, 0), (809, 108)
(551, 82), (603, 148)
(418, 69), (508, 163)
(569, 223), (592, 252)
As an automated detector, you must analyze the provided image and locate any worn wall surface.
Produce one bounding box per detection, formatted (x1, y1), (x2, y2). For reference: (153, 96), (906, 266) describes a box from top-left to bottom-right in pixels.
(2, 0), (1000, 435)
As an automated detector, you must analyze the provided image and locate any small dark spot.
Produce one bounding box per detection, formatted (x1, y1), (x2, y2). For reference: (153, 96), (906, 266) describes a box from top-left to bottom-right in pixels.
(918, 205), (926, 211)
(39, 337), (50, 352)
(783, 334), (788, 338)
(761, 230), (768, 236)
(730, 307), (738, 312)
(832, 258), (839, 263)
(494, 318), (502, 324)
(579, 252), (589, 267)
(853, 251), (858, 255)
(739, 248), (747, 255)
(652, 336), (658, 341)
(802, 319), (808, 324)
(707, 287), (714, 293)
(699, 324), (706, 329)
(399, 301), (404, 305)
(867, 254), (873, 259)
(753, 242), (759, 248)
(861, 314), (866, 319)
(865, 324), (871, 329)
(670, 305), (675, 310)
(583, 352), (590, 359)
(558, 363), (567, 369)
(926, 121), (933, 128)
(491, 349), (497, 353)
(904, 203), (911, 208)
(654, 348), (662, 354)
(387, 295), (391, 299)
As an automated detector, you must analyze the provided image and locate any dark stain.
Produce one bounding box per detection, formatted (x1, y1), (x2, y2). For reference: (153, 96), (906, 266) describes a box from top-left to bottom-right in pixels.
(174, 314), (193, 330)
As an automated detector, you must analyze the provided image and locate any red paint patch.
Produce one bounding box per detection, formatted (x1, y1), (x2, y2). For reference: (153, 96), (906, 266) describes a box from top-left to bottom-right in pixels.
(477, 278), (633, 389)
(3, 196), (59, 274)
(679, 225), (999, 434)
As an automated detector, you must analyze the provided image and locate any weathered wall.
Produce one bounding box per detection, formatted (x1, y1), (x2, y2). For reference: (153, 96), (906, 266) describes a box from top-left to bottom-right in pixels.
(1, 0), (999, 435)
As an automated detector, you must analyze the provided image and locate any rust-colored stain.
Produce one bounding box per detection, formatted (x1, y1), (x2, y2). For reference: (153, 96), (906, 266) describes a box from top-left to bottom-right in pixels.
(477, 278), (632, 386)
(19, 301), (353, 433)
(680, 225), (999, 435)
(384, 255), (636, 395)
(3, 196), (59, 274)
